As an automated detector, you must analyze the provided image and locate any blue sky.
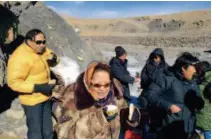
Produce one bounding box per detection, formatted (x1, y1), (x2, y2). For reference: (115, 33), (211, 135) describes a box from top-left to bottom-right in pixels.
(44, 1), (211, 19)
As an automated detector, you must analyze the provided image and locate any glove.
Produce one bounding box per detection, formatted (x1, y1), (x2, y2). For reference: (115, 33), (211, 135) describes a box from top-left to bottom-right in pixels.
(184, 90), (205, 111)
(103, 105), (118, 122)
(47, 53), (58, 67)
(34, 83), (55, 96)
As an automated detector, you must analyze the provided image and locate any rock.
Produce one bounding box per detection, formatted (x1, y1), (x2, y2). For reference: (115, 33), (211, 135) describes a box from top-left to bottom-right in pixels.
(5, 1), (100, 70)
(6, 131), (17, 137)
(77, 56), (84, 61)
(6, 109), (24, 120)
(14, 125), (27, 135)
(82, 35), (210, 48)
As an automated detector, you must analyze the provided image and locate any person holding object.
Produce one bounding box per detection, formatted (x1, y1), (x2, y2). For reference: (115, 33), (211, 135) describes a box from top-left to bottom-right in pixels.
(109, 46), (140, 101)
(52, 61), (135, 139)
(7, 29), (59, 139)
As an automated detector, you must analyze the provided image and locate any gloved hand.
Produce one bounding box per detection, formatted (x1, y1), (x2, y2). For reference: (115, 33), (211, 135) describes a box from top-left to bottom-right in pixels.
(34, 83), (55, 96)
(126, 104), (141, 128)
(103, 105), (118, 122)
(47, 53), (59, 67)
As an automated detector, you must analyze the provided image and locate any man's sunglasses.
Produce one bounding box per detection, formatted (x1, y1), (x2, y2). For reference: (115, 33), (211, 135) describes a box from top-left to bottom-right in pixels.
(90, 83), (110, 88)
(35, 40), (46, 45)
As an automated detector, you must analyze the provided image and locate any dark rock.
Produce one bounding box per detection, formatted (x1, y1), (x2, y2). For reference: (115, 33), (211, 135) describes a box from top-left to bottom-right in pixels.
(6, 1), (98, 70)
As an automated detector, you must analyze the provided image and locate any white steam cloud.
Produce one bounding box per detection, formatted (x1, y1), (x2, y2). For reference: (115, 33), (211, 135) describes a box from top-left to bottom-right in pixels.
(51, 56), (80, 86)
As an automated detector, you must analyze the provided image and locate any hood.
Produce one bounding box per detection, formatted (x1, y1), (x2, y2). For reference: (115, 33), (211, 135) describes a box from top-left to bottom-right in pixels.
(147, 48), (165, 66)
(151, 48), (164, 57)
(75, 61), (124, 110)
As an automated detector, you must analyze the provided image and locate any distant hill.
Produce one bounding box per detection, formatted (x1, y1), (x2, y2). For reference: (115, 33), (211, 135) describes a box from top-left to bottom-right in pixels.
(63, 10), (211, 37)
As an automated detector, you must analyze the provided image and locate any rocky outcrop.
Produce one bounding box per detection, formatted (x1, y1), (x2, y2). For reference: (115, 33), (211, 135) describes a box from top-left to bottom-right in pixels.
(148, 18), (186, 32)
(4, 1), (100, 70)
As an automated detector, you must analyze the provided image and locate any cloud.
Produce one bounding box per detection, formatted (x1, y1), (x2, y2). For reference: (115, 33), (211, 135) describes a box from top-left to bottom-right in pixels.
(90, 10), (119, 18)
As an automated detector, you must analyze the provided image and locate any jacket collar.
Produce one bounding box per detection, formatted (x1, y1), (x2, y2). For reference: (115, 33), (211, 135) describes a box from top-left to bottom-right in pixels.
(23, 42), (38, 54)
(74, 73), (124, 110)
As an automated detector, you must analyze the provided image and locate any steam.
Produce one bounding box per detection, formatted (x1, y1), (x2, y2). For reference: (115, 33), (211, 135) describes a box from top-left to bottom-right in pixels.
(51, 56), (80, 86)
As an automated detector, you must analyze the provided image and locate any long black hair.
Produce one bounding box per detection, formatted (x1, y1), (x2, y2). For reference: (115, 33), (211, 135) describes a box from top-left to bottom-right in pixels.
(0, 5), (19, 44)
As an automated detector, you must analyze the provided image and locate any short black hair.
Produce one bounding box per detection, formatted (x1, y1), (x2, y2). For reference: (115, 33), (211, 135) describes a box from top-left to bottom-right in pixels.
(172, 52), (199, 73)
(0, 5), (19, 44)
(25, 29), (45, 41)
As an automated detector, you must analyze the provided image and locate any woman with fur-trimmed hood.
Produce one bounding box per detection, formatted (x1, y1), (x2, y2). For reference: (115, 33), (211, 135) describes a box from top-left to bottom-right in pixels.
(52, 61), (132, 139)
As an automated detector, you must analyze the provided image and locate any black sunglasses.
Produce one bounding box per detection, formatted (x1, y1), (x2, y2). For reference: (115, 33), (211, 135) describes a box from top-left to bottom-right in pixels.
(90, 83), (111, 88)
(35, 40), (46, 45)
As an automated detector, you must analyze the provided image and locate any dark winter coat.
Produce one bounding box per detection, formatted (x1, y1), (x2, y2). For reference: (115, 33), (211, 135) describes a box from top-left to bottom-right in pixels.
(140, 48), (169, 91)
(147, 70), (203, 137)
(109, 57), (134, 100)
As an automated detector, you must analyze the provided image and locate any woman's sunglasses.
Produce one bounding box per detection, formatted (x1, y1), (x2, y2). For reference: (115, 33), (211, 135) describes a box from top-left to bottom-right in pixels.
(35, 40), (46, 45)
(90, 83), (110, 88)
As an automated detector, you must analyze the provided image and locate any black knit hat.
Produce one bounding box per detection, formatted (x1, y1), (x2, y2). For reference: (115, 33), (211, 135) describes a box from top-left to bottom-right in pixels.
(115, 46), (126, 57)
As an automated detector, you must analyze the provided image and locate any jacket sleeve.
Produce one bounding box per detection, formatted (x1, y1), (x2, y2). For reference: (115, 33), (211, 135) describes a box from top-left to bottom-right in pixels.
(111, 64), (135, 84)
(7, 56), (34, 93)
(147, 82), (172, 111)
(140, 64), (149, 87)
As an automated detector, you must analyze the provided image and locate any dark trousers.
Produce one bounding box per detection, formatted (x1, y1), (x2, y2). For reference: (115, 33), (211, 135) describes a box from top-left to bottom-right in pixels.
(22, 100), (53, 139)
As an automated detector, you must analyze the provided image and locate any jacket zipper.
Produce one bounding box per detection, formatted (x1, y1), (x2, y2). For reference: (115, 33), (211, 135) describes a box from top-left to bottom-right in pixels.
(38, 55), (50, 81)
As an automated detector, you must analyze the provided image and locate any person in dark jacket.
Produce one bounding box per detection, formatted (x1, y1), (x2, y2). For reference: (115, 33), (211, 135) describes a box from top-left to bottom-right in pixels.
(139, 48), (169, 108)
(147, 52), (204, 139)
(140, 48), (169, 91)
(109, 46), (139, 101)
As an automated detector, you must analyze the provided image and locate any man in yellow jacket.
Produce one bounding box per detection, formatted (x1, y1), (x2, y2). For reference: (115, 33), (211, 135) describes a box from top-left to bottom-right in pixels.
(7, 29), (59, 139)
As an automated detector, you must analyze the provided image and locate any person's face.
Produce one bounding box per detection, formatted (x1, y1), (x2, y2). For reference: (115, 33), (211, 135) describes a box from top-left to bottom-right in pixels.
(5, 27), (14, 44)
(182, 65), (196, 80)
(153, 55), (161, 63)
(119, 53), (127, 61)
(90, 70), (111, 99)
(27, 33), (46, 54)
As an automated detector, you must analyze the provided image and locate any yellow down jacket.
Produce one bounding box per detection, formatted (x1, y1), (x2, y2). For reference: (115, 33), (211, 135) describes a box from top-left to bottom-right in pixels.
(7, 42), (58, 106)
